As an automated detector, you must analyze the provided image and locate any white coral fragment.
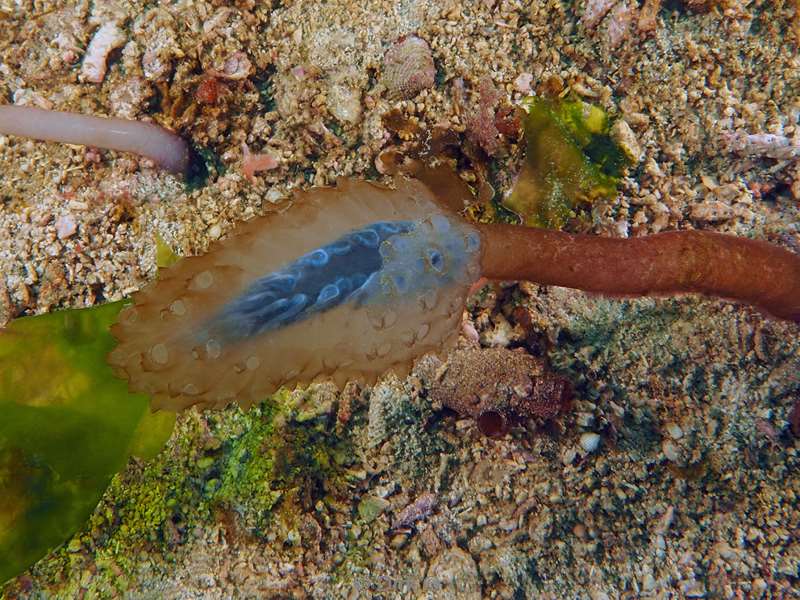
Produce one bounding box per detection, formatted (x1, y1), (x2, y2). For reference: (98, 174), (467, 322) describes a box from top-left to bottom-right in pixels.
(582, 0), (616, 29)
(611, 119), (643, 162)
(723, 131), (800, 161)
(81, 22), (126, 84)
(606, 1), (636, 48)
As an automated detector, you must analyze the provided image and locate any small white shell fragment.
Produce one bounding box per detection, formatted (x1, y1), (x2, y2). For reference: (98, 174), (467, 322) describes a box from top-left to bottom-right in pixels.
(724, 131), (800, 160)
(513, 72), (533, 94)
(611, 118), (643, 163)
(55, 215), (77, 239)
(579, 432), (601, 453)
(662, 439), (681, 462)
(327, 82), (362, 124)
(665, 422), (683, 440)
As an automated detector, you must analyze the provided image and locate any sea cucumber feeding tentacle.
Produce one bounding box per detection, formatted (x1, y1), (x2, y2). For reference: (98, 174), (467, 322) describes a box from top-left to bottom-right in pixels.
(110, 174), (800, 413)
(109, 178), (482, 411)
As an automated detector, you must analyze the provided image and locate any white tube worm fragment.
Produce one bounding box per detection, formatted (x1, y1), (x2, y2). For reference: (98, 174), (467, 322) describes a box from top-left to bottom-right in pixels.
(724, 131), (800, 161)
(0, 106), (189, 174)
(81, 22), (127, 84)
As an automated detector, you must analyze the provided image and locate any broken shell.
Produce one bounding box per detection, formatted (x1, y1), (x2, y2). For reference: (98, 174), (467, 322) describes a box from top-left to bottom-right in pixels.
(381, 36), (436, 100)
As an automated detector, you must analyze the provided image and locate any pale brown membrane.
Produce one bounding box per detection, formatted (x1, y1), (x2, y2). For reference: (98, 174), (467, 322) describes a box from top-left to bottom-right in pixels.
(109, 178), (480, 410)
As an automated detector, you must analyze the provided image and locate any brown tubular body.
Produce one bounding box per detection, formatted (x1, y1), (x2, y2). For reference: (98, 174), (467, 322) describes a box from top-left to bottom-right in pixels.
(476, 224), (800, 323)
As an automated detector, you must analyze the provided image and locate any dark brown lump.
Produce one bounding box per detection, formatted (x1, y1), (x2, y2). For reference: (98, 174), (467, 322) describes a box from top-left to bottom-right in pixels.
(789, 398), (800, 438)
(417, 346), (572, 437)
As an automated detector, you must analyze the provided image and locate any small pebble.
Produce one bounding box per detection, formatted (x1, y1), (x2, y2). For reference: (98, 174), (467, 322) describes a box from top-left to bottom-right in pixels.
(662, 440), (681, 462)
(390, 533), (409, 549)
(513, 72), (533, 93)
(642, 573), (656, 591)
(357, 495), (390, 523)
(576, 412), (595, 428)
(580, 432), (601, 453)
(55, 215), (77, 239)
(665, 422), (683, 439)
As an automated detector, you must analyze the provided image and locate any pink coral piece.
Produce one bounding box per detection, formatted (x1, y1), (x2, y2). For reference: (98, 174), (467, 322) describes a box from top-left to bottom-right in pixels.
(55, 215), (77, 239)
(242, 143), (279, 182)
(582, 0), (616, 29)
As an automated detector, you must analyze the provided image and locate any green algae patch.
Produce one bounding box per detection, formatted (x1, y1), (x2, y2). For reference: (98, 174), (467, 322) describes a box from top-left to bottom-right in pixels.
(504, 97), (628, 229)
(155, 233), (181, 269)
(11, 386), (362, 595)
(0, 301), (175, 584)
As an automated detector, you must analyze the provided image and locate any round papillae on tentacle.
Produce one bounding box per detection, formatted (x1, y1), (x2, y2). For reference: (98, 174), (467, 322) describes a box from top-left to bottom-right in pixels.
(109, 178), (481, 410)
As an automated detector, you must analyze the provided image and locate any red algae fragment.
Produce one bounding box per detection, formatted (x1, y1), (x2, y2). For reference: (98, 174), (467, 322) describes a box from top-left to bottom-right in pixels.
(465, 78), (505, 156)
(195, 77), (228, 105)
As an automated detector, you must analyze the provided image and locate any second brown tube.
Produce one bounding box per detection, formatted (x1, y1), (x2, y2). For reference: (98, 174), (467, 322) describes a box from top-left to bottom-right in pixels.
(475, 224), (800, 323)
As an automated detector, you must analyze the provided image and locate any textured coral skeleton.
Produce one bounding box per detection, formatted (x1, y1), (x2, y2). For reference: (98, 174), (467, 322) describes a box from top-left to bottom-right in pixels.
(418, 346), (572, 437)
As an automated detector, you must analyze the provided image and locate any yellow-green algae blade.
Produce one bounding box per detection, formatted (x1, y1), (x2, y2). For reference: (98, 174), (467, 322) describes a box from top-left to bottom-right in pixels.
(504, 97), (628, 229)
(0, 275), (176, 583)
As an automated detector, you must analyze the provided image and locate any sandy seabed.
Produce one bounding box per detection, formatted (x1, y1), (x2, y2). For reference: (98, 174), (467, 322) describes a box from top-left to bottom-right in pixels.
(1, 0), (799, 598)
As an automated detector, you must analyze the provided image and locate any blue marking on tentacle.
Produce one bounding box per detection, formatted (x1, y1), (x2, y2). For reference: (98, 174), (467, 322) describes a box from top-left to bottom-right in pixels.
(353, 229), (380, 248)
(427, 248), (445, 273)
(201, 214), (482, 345)
(204, 221), (414, 342)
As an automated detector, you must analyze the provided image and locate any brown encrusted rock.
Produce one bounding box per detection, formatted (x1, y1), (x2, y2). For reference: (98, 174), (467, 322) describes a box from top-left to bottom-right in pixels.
(419, 347), (572, 437)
